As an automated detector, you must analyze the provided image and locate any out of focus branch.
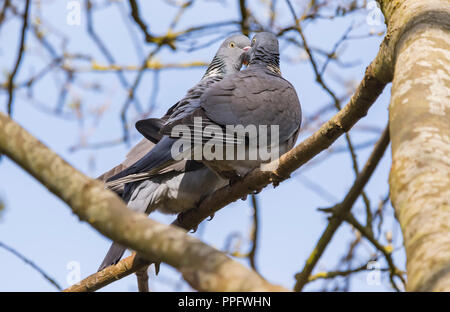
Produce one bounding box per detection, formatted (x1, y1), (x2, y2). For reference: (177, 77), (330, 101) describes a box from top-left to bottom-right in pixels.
(248, 194), (260, 273)
(0, 0), (11, 30)
(308, 261), (388, 283)
(0, 241), (62, 291)
(239, 0), (250, 36)
(6, 0), (30, 115)
(128, 0), (153, 42)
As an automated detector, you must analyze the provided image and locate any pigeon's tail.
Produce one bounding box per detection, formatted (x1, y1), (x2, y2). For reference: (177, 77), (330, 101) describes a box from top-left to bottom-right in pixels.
(98, 243), (126, 272)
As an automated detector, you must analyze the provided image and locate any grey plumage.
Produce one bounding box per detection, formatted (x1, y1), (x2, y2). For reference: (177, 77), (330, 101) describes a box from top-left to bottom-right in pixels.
(161, 32), (302, 179)
(98, 34), (251, 271)
(97, 138), (155, 188)
(103, 34), (252, 192)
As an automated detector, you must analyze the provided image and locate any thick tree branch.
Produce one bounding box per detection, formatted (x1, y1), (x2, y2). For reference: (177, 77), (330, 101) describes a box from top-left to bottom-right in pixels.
(381, 0), (450, 291)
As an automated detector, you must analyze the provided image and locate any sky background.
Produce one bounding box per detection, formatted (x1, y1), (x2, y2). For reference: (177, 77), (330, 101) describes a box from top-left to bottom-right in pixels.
(0, 0), (405, 291)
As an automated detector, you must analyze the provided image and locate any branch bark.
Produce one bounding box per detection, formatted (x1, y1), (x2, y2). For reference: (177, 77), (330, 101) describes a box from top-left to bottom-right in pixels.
(381, 0), (450, 291)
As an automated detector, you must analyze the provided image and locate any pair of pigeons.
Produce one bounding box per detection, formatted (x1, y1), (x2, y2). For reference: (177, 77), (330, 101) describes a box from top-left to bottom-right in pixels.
(97, 32), (302, 271)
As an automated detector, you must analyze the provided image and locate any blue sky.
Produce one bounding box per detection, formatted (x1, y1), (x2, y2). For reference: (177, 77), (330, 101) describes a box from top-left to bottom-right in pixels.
(0, 0), (405, 291)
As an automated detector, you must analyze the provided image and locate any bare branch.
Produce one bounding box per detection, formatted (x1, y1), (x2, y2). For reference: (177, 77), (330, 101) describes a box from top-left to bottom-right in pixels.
(0, 241), (62, 291)
(6, 0), (30, 115)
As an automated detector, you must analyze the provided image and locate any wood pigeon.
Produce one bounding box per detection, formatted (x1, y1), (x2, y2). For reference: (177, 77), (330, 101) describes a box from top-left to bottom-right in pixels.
(97, 34), (251, 271)
(161, 32), (302, 180)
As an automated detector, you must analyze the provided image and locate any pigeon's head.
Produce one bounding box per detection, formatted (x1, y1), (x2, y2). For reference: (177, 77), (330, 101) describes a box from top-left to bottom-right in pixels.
(246, 32), (280, 72)
(204, 35), (251, 78)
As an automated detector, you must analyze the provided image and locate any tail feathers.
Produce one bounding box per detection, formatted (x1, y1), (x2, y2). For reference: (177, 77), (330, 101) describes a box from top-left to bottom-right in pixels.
(98, 243), (126, 272)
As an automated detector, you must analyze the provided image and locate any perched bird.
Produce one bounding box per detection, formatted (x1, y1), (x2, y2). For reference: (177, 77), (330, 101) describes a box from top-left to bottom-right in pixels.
(98, 34), (251, 272)
(160, 32), (302, 181)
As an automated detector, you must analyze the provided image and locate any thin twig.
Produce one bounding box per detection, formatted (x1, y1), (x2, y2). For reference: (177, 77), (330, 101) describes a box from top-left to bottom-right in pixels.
(6, 0), (30, 115)
(0, 241), (62, 291)
(248, 194), (260, 273)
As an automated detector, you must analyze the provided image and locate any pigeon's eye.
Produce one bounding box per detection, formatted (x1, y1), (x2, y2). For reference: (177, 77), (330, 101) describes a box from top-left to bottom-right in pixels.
(252, 38), (256, 45)
(229, 42), (236, 48)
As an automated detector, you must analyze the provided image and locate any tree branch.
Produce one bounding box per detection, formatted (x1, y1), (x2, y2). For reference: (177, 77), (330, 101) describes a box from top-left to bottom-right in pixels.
(6, 0), (30, 115)
(0, 241), (62, 291)
(248, 194), (260, 273)
(382, 0), (450, 291)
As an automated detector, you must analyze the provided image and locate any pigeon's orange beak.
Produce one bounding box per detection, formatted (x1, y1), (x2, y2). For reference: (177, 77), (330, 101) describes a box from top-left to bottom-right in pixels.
(242, 46), (251, 65)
